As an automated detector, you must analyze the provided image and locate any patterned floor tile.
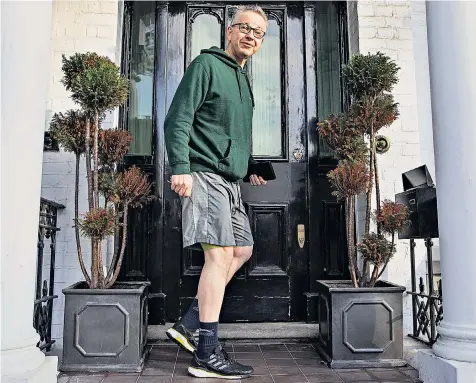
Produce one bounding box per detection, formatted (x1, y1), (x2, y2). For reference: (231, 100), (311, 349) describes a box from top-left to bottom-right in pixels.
(235, 351), (265, 359)
(398, 368), (420, 379)
(58, 341), (422, 383)
(273, 374), (308, 382)
(237, 358), (269, 367)
(366, 368), (413, 381)
(259, 344), (288, 352)
(137, 377), (172, 383)
(102, 374), (140, 383)
(295, 358), (328, 367)
(265, 358), (299, 367)
(285, 344), (315, 351)
(268, 366), (304, 375)
(334, 369), (374, 382)
(65, 375), (107, 383)
(244, 376), (274, 383)
(305, 371), (344, 382)
(234, 344), (261, 353)
(262, 351), (292, 359)
(291, 351), (321, 359)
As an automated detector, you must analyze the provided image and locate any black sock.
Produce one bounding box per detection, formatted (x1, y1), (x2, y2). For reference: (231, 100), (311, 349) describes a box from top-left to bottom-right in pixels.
(181, 298), (200, 331)
(197, 321), (219, 359)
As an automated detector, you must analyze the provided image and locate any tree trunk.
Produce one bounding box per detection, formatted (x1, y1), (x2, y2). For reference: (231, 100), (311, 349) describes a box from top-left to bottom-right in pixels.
(350, 196), (359, 287)
(373, 144), (382, 234)
(365, 129), (375, 235)
(377, 232), (395, 280)
(369, 263), (380, 287)
(360, 260), (369, 286)
(93, 109), (100, 209)
(106, 203), (129, 288)
(346, 197), (358, 288)
(106, 204), (121, 282)
(97, 241), (105, 288)
(75, 154), (91, 285)
(90, 239), (100, 288)
(85, 117), (93, 209)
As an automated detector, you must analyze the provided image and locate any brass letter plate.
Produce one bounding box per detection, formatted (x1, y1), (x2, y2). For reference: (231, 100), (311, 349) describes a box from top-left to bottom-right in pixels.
(297, 224), (305, 248)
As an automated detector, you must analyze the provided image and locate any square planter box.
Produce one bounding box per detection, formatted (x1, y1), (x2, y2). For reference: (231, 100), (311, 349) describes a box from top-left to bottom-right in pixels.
(61, 281), (150, 373)
(315, 280), (406, 369)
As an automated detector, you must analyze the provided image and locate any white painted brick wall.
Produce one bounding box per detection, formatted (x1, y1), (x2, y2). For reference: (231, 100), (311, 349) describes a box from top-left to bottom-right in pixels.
(41, 0), (121, 343)
(351, 0), (435, 335)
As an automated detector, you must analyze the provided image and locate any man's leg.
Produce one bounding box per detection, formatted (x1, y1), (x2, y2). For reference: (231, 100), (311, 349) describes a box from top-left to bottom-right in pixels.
(189, 244), (253, 379)
(225, 245), (253, 284)
(179, 245), (252, 338)
(197, 246), (234, 321)
(195, 245), (233, 359)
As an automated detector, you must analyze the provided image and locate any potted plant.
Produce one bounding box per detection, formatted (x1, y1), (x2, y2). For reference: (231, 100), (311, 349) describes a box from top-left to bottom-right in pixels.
(315, 52), (410, 368)
(50, 53), (153, 372)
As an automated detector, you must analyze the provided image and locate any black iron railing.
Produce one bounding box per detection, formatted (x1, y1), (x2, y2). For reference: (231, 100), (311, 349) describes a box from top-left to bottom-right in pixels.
(407, 238), (443, 346)
(34, 198), (64, 351)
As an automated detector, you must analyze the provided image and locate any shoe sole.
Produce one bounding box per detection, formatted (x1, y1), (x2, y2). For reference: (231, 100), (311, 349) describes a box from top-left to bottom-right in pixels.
(188, 366), (248, 379)
(166, 328), (196, 354)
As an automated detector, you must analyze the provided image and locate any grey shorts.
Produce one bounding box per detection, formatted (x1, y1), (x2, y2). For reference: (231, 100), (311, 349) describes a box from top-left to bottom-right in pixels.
(181, 172), (254, 248)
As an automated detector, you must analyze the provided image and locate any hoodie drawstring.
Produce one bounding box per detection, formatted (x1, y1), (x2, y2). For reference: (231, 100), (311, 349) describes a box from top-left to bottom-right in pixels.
(235, 69), (243, 103)
(236, 69), (255, 108)
(244, 73), (255, 108)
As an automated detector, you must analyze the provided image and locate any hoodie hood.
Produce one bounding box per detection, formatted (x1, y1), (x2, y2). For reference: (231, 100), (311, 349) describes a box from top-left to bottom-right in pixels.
(200, 46), (255, 107)
(200, 46), (241, 69)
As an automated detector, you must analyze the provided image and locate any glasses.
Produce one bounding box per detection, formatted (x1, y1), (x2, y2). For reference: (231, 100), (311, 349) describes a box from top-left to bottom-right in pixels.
(232, 23), (266, 39)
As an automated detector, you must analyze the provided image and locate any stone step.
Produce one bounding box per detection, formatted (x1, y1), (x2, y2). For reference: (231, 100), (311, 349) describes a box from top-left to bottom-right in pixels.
(148, 322), (319, 341)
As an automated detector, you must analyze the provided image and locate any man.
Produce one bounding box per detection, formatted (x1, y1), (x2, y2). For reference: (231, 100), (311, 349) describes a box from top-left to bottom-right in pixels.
(163, 5), (268, 380)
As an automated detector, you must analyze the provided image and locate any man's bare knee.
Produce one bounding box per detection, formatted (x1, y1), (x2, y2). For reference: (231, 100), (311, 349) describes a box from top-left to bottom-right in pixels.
(204, 246), (234, 274)
(233, 245), (253, 263)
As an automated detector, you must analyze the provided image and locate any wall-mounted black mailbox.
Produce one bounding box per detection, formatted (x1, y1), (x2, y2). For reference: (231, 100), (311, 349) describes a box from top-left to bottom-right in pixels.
(395, 165), (439, 239)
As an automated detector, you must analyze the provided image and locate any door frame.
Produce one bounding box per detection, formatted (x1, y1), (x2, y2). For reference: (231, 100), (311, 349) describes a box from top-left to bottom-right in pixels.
(119, 1), (350, 325)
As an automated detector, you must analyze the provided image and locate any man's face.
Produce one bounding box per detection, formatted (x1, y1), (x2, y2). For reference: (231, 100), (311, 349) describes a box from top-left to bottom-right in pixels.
(227, 11), (267, 60)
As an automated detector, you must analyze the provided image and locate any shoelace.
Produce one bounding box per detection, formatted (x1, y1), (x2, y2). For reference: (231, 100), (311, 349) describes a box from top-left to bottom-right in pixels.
(220, 346), (235, 364)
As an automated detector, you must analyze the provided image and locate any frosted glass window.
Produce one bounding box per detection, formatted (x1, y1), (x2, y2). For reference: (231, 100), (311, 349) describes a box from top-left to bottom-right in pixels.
(191, 14), (221, 62)
(128, 2), (155, 155)
(316, 2), (341, 158)
(251, 19), (282, 157)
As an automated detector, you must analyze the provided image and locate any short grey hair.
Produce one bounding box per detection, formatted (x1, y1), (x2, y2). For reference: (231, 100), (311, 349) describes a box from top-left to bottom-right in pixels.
(230, 5), (268, 26)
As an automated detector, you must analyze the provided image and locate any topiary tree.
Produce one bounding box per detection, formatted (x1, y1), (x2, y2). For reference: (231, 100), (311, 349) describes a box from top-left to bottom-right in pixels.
(317, 52), (410, 288)
(50, 52), (152, 289)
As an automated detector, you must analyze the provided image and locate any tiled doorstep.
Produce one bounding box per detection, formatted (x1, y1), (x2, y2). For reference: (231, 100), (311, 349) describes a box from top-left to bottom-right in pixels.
(58, 342), (422, 383)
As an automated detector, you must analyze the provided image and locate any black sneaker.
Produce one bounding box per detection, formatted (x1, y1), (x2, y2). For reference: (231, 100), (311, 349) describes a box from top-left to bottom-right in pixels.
(165, 320), (198, 354)
(188, 344), (254, 379)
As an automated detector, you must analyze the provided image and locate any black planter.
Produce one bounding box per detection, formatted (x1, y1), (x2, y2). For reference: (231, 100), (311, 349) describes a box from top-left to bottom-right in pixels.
(61, 281), (150, 373)
(315, 280), (406, 368)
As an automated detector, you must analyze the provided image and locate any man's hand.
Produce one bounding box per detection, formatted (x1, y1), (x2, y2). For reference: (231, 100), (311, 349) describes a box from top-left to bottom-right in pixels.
(171, 174), (193, 197)
(249, 174), (267, 186)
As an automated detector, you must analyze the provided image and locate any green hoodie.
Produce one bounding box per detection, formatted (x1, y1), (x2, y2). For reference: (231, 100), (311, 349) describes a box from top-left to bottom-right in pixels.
(164, 46), (255, 182)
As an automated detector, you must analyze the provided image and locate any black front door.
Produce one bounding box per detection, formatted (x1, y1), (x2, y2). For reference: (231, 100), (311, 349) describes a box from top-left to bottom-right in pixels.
(120, 1), (350, 325)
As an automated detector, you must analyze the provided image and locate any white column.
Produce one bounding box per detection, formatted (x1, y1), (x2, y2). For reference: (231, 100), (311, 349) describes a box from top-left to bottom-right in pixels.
(426, 1), (476, 364)
(1, 1), (57, 382)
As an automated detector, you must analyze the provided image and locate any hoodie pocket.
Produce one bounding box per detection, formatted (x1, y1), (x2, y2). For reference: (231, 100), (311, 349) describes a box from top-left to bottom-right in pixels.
(217, 139), (249, 181)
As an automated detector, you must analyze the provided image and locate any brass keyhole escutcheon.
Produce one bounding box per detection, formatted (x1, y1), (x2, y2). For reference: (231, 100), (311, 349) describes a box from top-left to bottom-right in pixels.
(297, 224), (305, 248)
